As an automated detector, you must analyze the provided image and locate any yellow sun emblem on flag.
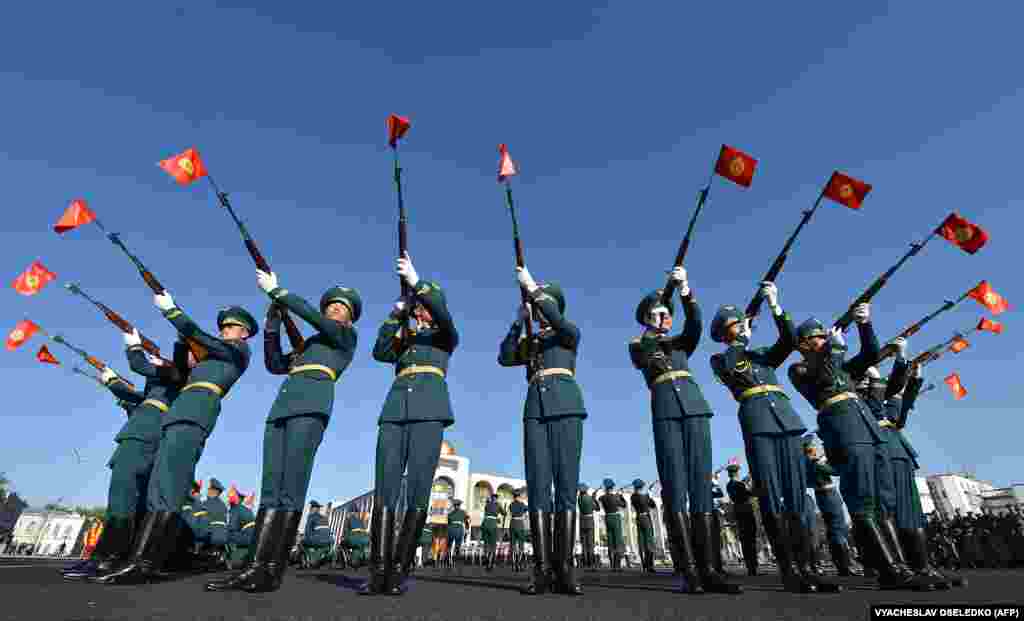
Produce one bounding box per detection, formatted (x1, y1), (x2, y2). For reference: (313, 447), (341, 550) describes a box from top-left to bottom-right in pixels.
(729, 157), (746, 177)
(984, 291), (998, 305)
(24, 274), (39, 289)
(177, 156), (195, 176)
(10, 329), (24, 342)
(838, 184), (854, 199)
(954, 226), (974, 242)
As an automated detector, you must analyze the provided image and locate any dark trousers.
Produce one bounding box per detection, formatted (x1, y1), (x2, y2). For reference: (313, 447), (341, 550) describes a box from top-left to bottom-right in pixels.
(107, 439), (157, 519)
(580, 525), (595, 562)
(523, 416), (583, 512)
(875, 445), (897, 517)
(815, 490), (850, 545)
(744, 432), (806, 515)
(259, 414), (326, 511)
(834, 443), (878, 516)
(735, 508), (759, 567)
(891, 459), (922, 530)
(375, 421), (444, 510)
(652, 416), (712, 514)
(147, 422), (207, 512)
(604, 514), (624, 555)
(636, 514), (655, 562)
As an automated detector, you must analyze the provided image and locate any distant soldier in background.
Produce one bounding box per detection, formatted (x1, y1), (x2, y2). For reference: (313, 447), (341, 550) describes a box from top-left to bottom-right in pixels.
(597, 480), (627, 572)
(631, 480), (657, 574)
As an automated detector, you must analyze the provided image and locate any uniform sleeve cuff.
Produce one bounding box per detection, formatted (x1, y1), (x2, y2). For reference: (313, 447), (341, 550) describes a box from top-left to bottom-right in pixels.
(269, 287), (288, 300)
(163, 308), (182, 320)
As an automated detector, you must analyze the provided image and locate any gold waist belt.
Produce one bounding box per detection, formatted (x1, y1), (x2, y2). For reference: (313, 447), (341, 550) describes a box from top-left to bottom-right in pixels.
(654, 370), (691, 385)
(181, 382), (225, 398)
(819, 392), (858, 411)
(241, 522), (256, 530)
(141, 399), (169, 413)
(397, 365), (446, 379)
(737, 385), (785, 402)
(531, 368), (574, 383)
(290, 363), (338, 382)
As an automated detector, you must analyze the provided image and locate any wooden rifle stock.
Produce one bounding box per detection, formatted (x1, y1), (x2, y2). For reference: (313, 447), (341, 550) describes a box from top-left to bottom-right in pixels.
(65, 283), (165, 360)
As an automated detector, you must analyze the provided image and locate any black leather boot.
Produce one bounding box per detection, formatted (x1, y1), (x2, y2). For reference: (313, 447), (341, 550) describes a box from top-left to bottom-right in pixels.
(250, 510), (300, 593)
(693, 513), (741, 594)
(65, 516), (134, 580)
(901, 528), (951, 590)
(852, 515), (935, 591)
(358, 506), (387, 595)
(521, 511), (552, 595)
(388, 509), (422, 595)
(556, 511), (582, 595)
(765, 513), (815, 593)
(666, 512), (703, 594)
(205, 507), (276, 591)
(711, 510), (725, 575)
(787, 514), (841, 592)
(89, 511), (177, 585)
(831, 541), (862, 576)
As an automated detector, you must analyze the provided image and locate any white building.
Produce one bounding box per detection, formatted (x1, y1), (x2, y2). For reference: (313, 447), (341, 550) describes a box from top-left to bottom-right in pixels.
(10, 509), (86, 555)
(915, 477), (936, 515)
(927, 473), (994, 519)
(980, 485), (1024, 516)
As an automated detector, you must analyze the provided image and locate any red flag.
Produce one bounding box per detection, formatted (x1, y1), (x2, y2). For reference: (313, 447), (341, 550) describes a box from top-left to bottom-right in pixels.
(36, 345), (59, 364)
(968, 281), (1010, 314)
(227, 485), (240, 505)
(497, 144), (518, 182)
(387, 114), (411, 147)
(12, 261), (56, 296)
(714, 145), (757, 187)
(977, 317), (1004, 334)
(948, 336), (969, 353)
(944, 373), (967, 399)
(823, 171), (872, 209)
(937, 213), (989, 254)
(727, 456), (740, 466)
(243, 494), (254, 508)
(6, 320), (40, 351)
(54, 199), (97, 234)
(158, 148), (207, 186)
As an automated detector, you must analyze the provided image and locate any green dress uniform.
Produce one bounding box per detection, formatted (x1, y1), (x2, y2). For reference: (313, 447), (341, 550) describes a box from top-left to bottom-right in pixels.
(416, 521), (433, 566)
(725, 470), (759, 576)
(194, 479), (228, 547)
(446, 505), (467, 557)
(788, 318), (934, 592)
(853, 362), (908, 524)
(632, 290), (738, 593)
(364, 279), (458, 595)
(228, 501), (256, 548)
(630, 481), (657, 573)
(498, 283), (586, 596)
(509, 495), (529, 571)
(598, 482), (627, 570)
(481, 496), (505, 570)
(802, 446), (859, 576)
(576, 487), (597, 570)
(302, 503), (334, 567)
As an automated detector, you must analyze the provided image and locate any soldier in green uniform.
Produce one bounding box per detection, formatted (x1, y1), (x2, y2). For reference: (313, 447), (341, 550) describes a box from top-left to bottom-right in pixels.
(227, 492), (256, 566)
(724, 464), (759, 577)
(66, 334), (190, 580)
(362, 254), (458, 596)
(598, 480), (626, 572)
(342, 513), (370, 568)
(169, 480), (202, 569)
(498, 266), (587, 596)
(802, 438), (861, 577)
(576, 484), (598, 572)
(416, 519), (433, 569)
(787, 306), (936, 592)
(630, 480), (657, 573)
(207, 271), (359, 593)
(509, 489), (529, 572)
(446, 499), (468, 568)
(195, 479), (229, 561)
(481, 493), (505, 571)
(299, 501), (334, 568)
(92, 290), (255, 585)
(631, 267), (738, 594)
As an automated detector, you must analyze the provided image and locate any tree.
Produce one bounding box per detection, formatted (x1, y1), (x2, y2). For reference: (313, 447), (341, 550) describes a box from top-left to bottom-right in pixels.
(74, 506), (106, 521)
(43, 503), (72, 513)
(0, 473), (9, 502)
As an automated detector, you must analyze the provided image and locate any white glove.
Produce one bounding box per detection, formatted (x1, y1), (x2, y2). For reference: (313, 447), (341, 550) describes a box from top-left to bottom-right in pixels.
(669, 266), (690, 297)
(516, 266), (538, 293)
(392, 298), (407, 316)
(123, 328), (142, 348)
(396, 253), (419, 288)
(154, 291), (175, 312)
(853, 302), (871, 324)
(829, 326), (846, 347)
(100, 367), (118, 385)
(891, 336), (908, 360)
(913, 363), (924, 379)
(257, 269), (279, 294)
(760, 281), (780, 312)
(736, 317), (752, 341)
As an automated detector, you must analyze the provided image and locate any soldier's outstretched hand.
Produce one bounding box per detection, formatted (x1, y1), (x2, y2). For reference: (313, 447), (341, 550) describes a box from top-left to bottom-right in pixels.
(738, 317), (752, 340)
(853, 302), (871, 324)
(123, 328), (142, 348)
(670, 266), (690, 296)
(257, 269), (279, 294)
(759, 281), (779, 308)
(100, 366), (118, 385)
(392, 298), (408, 318)
(516, 266), (538, 292)
(154, 291), (175, 311)
(828, 326), (846, 347)
(397, 252), (419, 287)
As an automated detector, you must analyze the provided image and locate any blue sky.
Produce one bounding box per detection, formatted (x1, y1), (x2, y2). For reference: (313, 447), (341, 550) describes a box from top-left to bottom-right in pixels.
(2, 3), (1021, 508)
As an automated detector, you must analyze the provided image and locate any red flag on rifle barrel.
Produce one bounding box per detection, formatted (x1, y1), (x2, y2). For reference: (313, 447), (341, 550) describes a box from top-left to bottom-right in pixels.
(54, 199), (97, 234)
(158, 148), (207, 186)
(6, 320), (40, 351)
(824, 171), (872, 209)
(968, 281), (1010, 314)
(949, 336), (969, 353)
(977, 317), (1004, 334)
(714, 145), (757, 187)
(36, 345), (59, 364)
(497, 144), (518, 182)
(937, 213), (989, 254)
(387, 114), (411, 147)
(12, 261), (56, 296)
(944, 373), (967, 399)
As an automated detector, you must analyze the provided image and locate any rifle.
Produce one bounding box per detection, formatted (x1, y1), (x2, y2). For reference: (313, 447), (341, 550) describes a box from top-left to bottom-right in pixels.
(395, 150), (413, 336)
(833, 229), (941, 332)
(745, 191), (826, 325)
(50, 334), (134, 389)
(660, 186), (710, 306)
(505, 183), (538, 371)
(64, 282), (169, 363)
(210, 185), (305, 352)
(875, 287), (973, 363)
(71, 365), (104, 387)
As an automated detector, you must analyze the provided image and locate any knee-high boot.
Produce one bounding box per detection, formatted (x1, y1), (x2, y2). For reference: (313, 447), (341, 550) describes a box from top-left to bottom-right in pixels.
(786, 514), (841, 592)
(711, 511), (725, 575)
(89, 511), (179, 585)
(851, 515), (935, 591)
(388, 509), (423, 595)
(521, 511), (552, 595)
(763, 513), (815, 593)
(249, 510), (300, 593)
(358, 505), (387, 595)
(901, 528), (954, 589)
(692, 513), (741, 594)
(830, 541), (862, 576)
(555, 511), (582, 595)
(665, 512), (703, 594)
(205, 507), (277, 591)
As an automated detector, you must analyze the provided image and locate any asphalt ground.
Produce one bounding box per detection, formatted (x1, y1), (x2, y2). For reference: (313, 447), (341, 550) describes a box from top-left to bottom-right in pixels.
(0, 557), (1021, 621)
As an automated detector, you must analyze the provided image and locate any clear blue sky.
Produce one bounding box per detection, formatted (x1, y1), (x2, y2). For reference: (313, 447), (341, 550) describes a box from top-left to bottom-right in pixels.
(2, 3), (1021, 508)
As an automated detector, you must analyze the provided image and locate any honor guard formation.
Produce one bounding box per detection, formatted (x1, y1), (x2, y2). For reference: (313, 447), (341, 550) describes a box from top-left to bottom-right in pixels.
(7, 117), (1017, 599)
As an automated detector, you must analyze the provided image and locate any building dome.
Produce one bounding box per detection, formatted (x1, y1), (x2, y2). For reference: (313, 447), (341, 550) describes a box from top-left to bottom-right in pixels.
(440, 441), (456, 456)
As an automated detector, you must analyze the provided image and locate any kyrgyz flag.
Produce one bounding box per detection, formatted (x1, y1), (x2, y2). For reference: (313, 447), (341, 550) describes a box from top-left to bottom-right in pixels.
(158, 148), (207, 186)
(714, 145), (758, 187)
(949, 336), (969, 353)
(227, 485), (240, 505)
(387, 114), (411, 147)
(968, 281), (1010, 314)
(497, 143), (518, 182)
(54, 199), (97, 234)
(944, 373), (967, 399)
(6, 319), (40, 351)
(36, 345), (59, 364)
(823, 171), (872, 209)
(937, 213), (988, 254)
(977, 317), (1004, 334)
(12, 261), (56, 296)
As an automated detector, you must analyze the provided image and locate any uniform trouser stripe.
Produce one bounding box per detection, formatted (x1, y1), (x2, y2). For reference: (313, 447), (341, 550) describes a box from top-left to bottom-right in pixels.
(523, 416), (583, 513)
(652, 417), (712, 514)
(259, 414), (326, 511)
